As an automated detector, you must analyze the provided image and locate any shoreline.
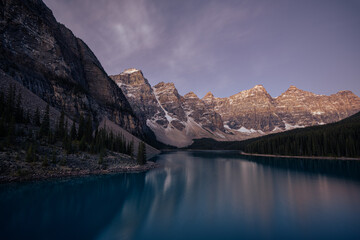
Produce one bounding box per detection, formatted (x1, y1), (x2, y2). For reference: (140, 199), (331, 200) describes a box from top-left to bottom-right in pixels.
(0, 161), (160, 184)
(240, 152), (360, 161)
(0, 147), (162, 184)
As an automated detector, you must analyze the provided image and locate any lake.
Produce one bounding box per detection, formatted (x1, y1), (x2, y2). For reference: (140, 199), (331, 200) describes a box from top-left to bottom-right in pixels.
(1, 151), (360, 240)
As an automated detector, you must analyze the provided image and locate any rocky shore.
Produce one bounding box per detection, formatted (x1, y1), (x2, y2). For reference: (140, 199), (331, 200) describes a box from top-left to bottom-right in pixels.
(0, 147), (160, 183)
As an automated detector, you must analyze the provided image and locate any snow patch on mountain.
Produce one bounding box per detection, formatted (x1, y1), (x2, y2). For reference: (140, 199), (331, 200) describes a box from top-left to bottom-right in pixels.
(272, 126), (282, 132)
(312, 111), (325, 115)
(122, 68), (139, 74)
(235, 127), (259, 134)
(284, 122), (305, 130)
(152, 87), (174, 123)
(223, 124), (231, 130)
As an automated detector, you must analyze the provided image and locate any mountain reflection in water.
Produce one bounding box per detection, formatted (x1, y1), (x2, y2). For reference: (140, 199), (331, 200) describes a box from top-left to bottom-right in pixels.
(1, 151), (359, 240)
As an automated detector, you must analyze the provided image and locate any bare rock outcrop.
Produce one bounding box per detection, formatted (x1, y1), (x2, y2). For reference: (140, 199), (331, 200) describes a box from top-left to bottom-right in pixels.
(112, 69), (360, 147)
(111, 70), (227, 147)
(0, 0), (153, 140)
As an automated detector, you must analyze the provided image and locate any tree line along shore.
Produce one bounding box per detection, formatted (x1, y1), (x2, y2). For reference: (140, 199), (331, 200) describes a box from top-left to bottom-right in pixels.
(0, 84), (150, 183)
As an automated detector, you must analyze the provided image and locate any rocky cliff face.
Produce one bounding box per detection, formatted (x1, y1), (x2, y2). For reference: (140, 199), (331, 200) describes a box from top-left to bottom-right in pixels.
(110, 69), (164, 125)
(274, 86), (360, 127)
(205, 85), (360, 133)
(182, 91), (224, 132)
(111, 70), (227, 147)
(0, 0), (152, 139)
(204, 85), (283, 132)
(112, 70), (360, 147)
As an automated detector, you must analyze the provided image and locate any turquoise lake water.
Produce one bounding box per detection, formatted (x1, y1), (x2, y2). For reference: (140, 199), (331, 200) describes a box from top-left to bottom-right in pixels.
(1, 151), (360, 240)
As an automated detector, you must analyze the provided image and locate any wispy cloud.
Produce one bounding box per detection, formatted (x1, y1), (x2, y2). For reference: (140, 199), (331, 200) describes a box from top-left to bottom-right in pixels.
(165, 1), (253, 73)
(43, 0), (360, 97)
(44, 0), (163, 71)
(110, 0), (162, 56)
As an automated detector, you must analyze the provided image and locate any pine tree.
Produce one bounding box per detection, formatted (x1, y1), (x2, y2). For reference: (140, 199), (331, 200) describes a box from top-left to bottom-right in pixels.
(47, 128), (55, 144)
(56, 110), (65, 139)
(5, 84), (15, 122)
(61, 120), (73, 154)
(0, 117), (5, 137)
(136, 142), (147, 165)
(129, 139), (134, 157)
(34, 107), (41, 126)
(98, 148), (105, 165)
(0, 91), (4, 116)
(25, 110), (31, 124)
(85, 115), (93, 143)
(79, 135), (86, 151)
(6, 117), (15, 145)
(15, 90), (23, 123)
(39, 104), (50, 137)
(51, 148), (57, 164)
(70, 121), (77, 140)
(26, 144), (34, 162)
(137, 142), (143, 165)
(90, 128), (98, 153)
(63, 134), (73, 154)
(77, 114), (85, 140)
(42, 155), (49, 167)
(64, 119), (68, 134)
(142, 142), (147, 164)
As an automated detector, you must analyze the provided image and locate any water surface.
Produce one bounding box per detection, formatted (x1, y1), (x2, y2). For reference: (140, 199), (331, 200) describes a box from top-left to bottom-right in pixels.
(1, 151), (360, 240)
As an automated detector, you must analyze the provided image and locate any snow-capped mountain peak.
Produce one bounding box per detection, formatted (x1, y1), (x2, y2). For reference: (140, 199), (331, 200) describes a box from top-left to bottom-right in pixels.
(122, 68), (140, 74)
(111, 70), (360, 147)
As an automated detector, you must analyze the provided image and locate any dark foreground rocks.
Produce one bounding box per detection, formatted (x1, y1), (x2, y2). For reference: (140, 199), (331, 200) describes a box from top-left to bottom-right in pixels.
(0, 147), (159, 183)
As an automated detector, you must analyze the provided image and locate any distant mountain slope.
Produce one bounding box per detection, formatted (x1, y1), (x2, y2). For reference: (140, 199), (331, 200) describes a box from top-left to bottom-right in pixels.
(187, 111), (360, 158)
(111, 68), (360, 147)
(204, 85), (360, 132)
(110, 70), (234, 147)
(0, 0), (155, 142)
(244, 111), (360, 158)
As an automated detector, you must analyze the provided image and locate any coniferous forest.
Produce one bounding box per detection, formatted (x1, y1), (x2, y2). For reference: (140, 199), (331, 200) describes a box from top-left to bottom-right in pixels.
(0, 84), (147, 170)
(244, 112), (360, 158)
(188, 111), (360, 158)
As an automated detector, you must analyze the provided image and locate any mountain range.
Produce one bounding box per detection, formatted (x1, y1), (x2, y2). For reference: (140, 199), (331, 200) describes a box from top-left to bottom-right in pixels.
(1, 0), (359, 150)
(111, 69), (360, 147)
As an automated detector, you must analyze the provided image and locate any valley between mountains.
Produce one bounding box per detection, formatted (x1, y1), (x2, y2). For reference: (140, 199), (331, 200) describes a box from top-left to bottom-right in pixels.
(111, 69), (360, 147)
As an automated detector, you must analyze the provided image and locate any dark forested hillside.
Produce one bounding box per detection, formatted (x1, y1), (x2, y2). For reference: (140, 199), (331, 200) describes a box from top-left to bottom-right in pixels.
(185, 138), (252, 150)
(244, 111), (360, 158)
(187, 111), (360, 158)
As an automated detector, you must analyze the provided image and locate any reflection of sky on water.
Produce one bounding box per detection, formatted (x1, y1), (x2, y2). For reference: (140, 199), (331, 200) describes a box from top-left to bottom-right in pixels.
(1, 151), (360, 240)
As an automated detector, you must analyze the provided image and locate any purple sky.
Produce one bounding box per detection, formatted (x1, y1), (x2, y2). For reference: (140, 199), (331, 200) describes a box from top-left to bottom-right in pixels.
(43, 0), (360, 98)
